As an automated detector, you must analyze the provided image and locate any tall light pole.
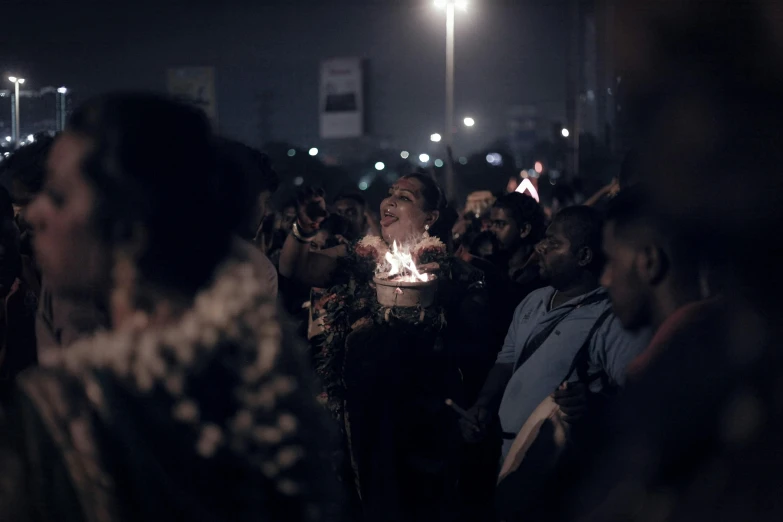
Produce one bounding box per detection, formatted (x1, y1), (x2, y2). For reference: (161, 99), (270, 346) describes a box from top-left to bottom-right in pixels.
(434, 0), (467, 202)
(57, 87), (68, 131)
(8, 77), (25, 146)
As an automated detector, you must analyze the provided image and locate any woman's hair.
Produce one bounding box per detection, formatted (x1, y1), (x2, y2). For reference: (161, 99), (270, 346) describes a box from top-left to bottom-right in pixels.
(399, 173), (453, 244)
(67, 92), (245, 297)
(493, 192), (547, 245)
(400, 173), (444, 212)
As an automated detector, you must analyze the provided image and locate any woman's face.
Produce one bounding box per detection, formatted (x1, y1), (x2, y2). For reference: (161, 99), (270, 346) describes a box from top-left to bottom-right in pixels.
(379, 177), (438, 245)
(27, 132), (110, 299)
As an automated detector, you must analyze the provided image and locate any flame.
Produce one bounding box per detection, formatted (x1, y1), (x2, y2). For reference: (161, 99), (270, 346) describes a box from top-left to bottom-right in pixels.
(382, 241), (429, 283)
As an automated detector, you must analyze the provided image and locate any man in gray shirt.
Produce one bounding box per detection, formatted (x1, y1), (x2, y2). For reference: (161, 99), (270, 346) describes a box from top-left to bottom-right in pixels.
(461, 206), (650, 459)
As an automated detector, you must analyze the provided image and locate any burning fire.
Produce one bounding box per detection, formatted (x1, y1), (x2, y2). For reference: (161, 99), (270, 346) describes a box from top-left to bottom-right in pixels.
(381, 241), (429, 283)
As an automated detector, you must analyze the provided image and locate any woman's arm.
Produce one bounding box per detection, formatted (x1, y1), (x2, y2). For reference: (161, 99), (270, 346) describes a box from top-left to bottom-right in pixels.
(584, 178), (620, 207)
(278, 233), (346, 288)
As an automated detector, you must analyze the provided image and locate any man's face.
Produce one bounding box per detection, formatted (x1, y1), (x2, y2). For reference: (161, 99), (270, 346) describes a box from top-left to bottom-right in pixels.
(600, 222), (650, 330)
(535, 220), (581, 288)
(490, 207), (520, 251)
(334, 198), (365, 240)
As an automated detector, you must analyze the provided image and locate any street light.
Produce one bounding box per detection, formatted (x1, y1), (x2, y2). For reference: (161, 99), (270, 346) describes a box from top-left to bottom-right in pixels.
(463, 117), (475, 127)
(434, 0), (468, 201)
(561, 128), (570, 138)
(419, 153), (430, 163)
(308, 148), (319, 156)
(7, 76), (25, 145)
(375, 162), (385, 171)
(56, 87), (69, 131)
(430, 133), (442, 143)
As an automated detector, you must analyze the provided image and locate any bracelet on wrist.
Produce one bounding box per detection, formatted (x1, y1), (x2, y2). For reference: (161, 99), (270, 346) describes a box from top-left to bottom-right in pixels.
(292, 221), (317, 243)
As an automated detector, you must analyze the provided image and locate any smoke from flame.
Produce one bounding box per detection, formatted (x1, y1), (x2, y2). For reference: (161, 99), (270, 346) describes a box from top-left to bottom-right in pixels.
(382, 241), (429, 283)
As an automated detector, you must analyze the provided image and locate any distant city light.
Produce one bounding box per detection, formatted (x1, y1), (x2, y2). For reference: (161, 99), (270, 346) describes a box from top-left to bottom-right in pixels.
(434, 159), (444, 168)
(57, 87), (68, 94)
(459, 157), (468, 165)
(293, 176), (304, 186)
(27, 134), (34, 143)
(287, 149), (296, 157)
(308, 148), (318, 156)
(430, 133), (442, 143)
(375, 162), (385, 171)
(486, 153), (503, 166)
(463, 117), (475, 127)
(358, 181), (369, 191)
(561, 128), (570, 138)
(419, 153), (430, 163)
(534, 161), (543, 174)
(400, 151), (410, 159)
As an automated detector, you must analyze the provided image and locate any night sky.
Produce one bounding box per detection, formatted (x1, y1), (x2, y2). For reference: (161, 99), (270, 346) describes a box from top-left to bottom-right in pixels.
(2, 0), (569, 157)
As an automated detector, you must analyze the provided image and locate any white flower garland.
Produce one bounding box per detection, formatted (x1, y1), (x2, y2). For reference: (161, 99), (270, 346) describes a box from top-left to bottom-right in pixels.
(50, 259), (314, 499)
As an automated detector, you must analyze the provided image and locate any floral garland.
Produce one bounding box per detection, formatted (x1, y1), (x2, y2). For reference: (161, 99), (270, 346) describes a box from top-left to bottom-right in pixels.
(313, 235), (451, 420)
(47, 260), (327, 505)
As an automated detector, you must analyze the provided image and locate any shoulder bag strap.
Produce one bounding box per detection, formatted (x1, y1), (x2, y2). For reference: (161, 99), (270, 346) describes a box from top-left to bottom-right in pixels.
(562, 308), (613, 385)
(514, 293), (607, 371)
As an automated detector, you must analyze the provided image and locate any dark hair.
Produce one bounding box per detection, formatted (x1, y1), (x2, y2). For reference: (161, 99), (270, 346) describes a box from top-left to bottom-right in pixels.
(216, 139), (279, 239)
(218, 138), (279, 194)
(334, 193), (366, 208)
(493, 192), (547, 244)
(606, 186), (700, 286)
(67, 92), (241, 297)
(400, 173), (445, 212)
(0, 135), (55, 204)
(430, 204), (458, 248)
(0, 186), (14, 222)
(282, 198), (297, 211)
(552, 205), (605, 275)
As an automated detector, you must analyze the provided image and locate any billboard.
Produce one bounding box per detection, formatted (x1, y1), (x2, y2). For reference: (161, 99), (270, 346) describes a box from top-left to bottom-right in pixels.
(508, 105), (538, 168)
(319, 58), (364, 139)
(167, 67), (218, 126)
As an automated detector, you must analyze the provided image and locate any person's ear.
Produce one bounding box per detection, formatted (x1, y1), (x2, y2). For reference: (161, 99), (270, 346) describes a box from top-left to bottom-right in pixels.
(519, 223), (532, 239)
(577, 246), (593, 268)
(425, 210), (440, 228)
(637, 245), (668, 285)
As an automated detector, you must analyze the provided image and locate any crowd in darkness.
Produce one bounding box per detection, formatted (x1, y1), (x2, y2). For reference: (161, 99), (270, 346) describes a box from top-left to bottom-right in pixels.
(0, 1), (780, 521)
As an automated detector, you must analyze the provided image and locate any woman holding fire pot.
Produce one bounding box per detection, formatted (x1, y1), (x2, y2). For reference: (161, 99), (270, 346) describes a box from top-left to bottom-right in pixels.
(280, 174), (490, 521)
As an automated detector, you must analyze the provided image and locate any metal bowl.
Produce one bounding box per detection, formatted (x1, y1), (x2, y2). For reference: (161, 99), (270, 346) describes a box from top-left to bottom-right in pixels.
(372, 274), (438, 308)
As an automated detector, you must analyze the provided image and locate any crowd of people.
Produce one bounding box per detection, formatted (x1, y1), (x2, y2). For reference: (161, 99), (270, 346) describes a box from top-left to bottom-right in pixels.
(0, 2), (781, 520)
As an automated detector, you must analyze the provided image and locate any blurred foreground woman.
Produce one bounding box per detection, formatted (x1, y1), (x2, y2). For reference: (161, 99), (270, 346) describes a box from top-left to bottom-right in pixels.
(0, 93), (338, 522)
